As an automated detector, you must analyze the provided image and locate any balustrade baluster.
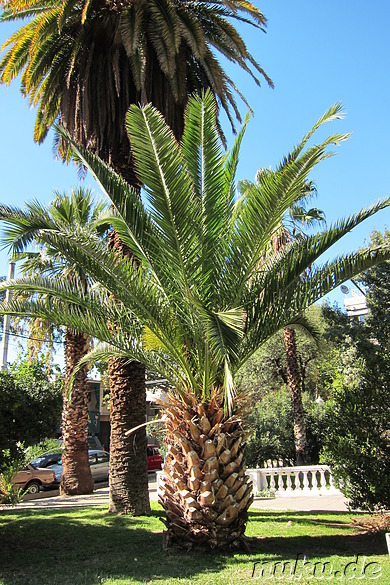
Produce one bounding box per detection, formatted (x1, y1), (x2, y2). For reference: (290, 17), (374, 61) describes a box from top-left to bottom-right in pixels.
(320, 470), (327, 493)
(312, 470), (319, 490)
(302, 469), (310, 493)
(285, 471), (293, 492)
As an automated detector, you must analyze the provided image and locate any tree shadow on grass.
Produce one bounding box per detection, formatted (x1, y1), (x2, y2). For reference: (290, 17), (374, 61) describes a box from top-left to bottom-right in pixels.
(0, 507), (231, 585)
(247, 531), (387, 557)
(0, 507), (387, 585)
(248, 510), (357, 527)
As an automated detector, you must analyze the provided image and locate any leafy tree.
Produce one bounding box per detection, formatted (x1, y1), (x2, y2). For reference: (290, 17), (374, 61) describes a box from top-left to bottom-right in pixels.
(321, 230), (390, 510)
(0, 357), (62, 472)
(245, 389), (331, 467)
(1, 94), (390, 547)
(238, 306), (333, 467)
(235, 305), (323, 401)
(1, 0), (272, 516)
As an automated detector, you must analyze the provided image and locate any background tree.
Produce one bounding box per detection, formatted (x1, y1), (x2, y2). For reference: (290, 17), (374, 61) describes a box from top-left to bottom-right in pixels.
(0, 0), (272, 515)
(1, 188), (106, 495)
(0, 355), (62, 472)
(1, 95), (390, 547)
(237, 304), (334, 466)
(235, 305), (324, 400)
(321, 230), (390, 510)
(240, 167), (326, 463)
(245, 389), (331, 467)
(0, 0), (271, 164)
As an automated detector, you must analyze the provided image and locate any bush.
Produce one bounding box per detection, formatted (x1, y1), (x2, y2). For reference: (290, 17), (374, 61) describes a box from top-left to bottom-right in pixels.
(321, 346), (390, 511)
(0, 459), (24, 506)
(0, 358), (62, 472)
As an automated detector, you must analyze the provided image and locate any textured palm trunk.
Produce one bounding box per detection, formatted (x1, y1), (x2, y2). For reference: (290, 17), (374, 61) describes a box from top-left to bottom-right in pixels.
(101, 81), (184, 516)
(159, 391), (253, 550)
(106, 224), (151, 515)
(108, 358), (150, 514)
(60, 329), (94, 495)
(283, 327), (308, 465)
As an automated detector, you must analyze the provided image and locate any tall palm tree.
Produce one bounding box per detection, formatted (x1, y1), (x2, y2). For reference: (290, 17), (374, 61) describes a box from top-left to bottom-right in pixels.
(2, 187), (106, 495)
(281, 196), (324, 465)
(0, 0), (272, 514)
(1, 94), (389, 547)
(241, 171), (326, 464)
(0, 0), (271, 167)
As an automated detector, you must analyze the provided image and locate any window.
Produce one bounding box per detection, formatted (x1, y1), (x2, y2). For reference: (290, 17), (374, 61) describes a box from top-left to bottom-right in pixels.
(89, 453), (97, 465)
(97, 452), (109, 464)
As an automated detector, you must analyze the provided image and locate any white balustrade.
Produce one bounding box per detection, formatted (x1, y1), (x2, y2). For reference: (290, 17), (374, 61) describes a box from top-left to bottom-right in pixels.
(248, 465), (342, 497)
(157, 464), (342, 499)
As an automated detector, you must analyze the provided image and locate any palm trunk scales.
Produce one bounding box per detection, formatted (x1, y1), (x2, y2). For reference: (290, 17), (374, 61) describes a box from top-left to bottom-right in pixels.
(159, 393), (253, 549)
(107, 228), (151, 515)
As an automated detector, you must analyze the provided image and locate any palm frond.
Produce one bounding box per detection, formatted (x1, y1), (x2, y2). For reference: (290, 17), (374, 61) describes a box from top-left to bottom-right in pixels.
(126, 102), (202, 292)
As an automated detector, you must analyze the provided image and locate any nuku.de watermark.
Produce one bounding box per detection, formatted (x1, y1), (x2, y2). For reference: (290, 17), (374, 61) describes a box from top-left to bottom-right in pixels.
(251, 554), (382, 580)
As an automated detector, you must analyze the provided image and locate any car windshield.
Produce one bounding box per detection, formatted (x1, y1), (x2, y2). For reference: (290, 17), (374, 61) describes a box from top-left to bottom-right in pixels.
(32, 457), (45, 466)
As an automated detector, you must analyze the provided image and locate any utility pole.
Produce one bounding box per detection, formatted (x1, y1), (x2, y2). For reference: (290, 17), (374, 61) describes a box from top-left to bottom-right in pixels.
(1, 261), (15, 371)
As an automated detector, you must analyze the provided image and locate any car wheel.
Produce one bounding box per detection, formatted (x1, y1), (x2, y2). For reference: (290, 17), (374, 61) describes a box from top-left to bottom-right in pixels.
(26, 481), (40, 494)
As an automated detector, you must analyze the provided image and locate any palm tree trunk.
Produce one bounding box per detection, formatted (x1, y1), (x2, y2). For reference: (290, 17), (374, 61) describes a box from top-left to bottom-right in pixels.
(159, 391), (253, 550)
(60, 329), (94, 495)
(104, 89), (184, 516)
(108, 359), (150, 514)
(283, 327), (308, 465)
(106, 226), (151, 515)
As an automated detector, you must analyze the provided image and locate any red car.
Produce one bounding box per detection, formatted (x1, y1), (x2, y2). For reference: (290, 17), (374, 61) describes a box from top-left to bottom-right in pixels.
(147, 445), (163, 471)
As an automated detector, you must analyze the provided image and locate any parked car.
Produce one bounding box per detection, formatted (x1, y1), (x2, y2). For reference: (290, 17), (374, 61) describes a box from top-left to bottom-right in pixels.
(147, 445), (163, 471)
(31, 452), (62, 468)
(31, 436), (105, 470)
(87, 436), (104, 451)
(48, 449), (109, 484)
(12, 465), (56, 494)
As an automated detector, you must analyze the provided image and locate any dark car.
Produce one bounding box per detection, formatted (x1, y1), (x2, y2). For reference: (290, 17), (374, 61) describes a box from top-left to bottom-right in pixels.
(31, 452), (62, 468)
(87, 436), (104, 451)
(32, 437), (105, 470)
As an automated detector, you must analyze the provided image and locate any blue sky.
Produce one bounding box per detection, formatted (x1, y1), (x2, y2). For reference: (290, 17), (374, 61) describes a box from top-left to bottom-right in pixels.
(1, 0), (390, 360)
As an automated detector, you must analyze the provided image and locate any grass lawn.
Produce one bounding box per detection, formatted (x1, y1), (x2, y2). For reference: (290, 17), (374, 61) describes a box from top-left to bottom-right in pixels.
(0, 502), (388, 584)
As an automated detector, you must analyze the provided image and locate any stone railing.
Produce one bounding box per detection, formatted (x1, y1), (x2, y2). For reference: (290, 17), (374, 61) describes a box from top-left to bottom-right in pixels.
(157, 465), (342, 499)
(247, 465), (342, 497)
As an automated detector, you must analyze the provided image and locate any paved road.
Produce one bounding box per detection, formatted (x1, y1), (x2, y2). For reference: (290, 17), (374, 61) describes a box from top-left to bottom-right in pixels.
(5, 475), (351, 512)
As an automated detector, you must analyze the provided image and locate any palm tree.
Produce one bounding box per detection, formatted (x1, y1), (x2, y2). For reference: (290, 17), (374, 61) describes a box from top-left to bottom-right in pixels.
(241, 171), (326, 463)
(0, 0), (272, 514)
(0, 0), (271, 166)
(1, 94), (389, 547)
(2, 187), (106, 495)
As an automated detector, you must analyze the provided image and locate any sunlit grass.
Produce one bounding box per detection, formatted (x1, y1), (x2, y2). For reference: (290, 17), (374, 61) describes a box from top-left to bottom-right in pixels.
(0, 503), (388, 584)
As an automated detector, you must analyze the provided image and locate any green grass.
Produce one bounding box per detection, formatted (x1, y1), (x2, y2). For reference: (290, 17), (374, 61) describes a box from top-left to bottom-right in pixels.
(0, 503), (389, 584)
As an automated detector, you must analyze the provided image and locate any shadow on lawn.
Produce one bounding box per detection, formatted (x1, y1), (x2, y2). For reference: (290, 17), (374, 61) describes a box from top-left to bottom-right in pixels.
(0, 507), (387, 585)
(248, 510), (356, 527)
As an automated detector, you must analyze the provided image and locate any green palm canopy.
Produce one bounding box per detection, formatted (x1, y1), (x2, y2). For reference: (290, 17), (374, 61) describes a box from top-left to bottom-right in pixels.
(0, 92), (389, 410)
(0, 0), (272, 162)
